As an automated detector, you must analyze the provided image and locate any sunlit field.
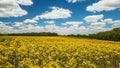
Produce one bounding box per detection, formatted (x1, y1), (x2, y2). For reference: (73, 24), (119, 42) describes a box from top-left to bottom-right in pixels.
(0, 36), (120, 68)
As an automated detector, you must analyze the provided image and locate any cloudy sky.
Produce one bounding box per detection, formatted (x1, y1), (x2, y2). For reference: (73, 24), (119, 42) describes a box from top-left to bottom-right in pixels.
(0, 0), (120, 35)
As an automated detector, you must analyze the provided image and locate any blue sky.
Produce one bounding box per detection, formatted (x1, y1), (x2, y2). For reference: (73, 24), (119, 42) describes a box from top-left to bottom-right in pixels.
(0, 0), (120, 35)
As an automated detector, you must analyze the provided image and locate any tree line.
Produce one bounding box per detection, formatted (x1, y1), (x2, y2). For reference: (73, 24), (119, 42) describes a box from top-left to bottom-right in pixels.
(0, 32), (58, 36)
(67, 27), (120, 41)
(0, 27), (120, 41)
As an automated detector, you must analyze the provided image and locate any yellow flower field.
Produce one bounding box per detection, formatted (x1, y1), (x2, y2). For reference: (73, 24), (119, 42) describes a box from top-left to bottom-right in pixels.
(0, 36), (120, 68)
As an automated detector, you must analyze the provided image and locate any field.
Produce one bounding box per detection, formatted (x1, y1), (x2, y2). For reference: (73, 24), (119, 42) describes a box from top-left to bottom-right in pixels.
(0, 36), (120, 68)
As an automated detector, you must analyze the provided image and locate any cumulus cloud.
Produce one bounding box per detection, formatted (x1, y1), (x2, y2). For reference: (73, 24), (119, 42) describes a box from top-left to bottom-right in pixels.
(42, 25), (87, 35)
(84, 14), (104, 23)
(44, 20), (55, 25)
(83, 14), (115, 33)
(90, 22), (106, 27)
(0, 0), (33, 17)
(103, 19), (120, 28)
(103, 19), (113, 24)
(37, 7), (72, 19)
(66, 0), (85, 3)
(87, 0), (120, 12)
(0, 21), (14, 33)
(111, 20), (120, 28)
(13, 24), (44, 33)
(24, 19), (37, 23)
(18, 6), (72, 24)
(13, 22), (23, 27)
(62, 21), (83, 27)
(0, 14), (120, 35)
(83, 14), (120, 33)
(17, 0), (33, 6)
(0, 20), (87, 35)
(0, 19), (118, 35)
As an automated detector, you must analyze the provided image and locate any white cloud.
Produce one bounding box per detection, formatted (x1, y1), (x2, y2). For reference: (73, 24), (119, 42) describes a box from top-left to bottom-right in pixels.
(19, 6), (72, 24)
(103, 19), (120, 28)
(0, 21), (87, 35)
(0, 13), (120, 35)
(86, 26), (111, 34)
(44, 20), (55, 25)
(0, 0), (33, 17)
(83, 14), (120, 34)
(13, 22), (23, 26)
(66, 0), (85, 3)
(83, 14), (114, 34)
(17, 0), (33, 6)
(0, 21), (14, 33)
(33, 15), (40, 21)
(12, 24), (44, 33)
(111, 20), (120, 28)
(24, 19), (37, 23)
(103, 19), (113, 24)
(84, 14), (104, 23)
(38, 7), (72, 19)
(0, 20), (118, 35)
(87, 23), (107, 33)
(83, 15), (120, 34)
(87, 0), (120, 12)
(44, 24), (57, 32)
(26, 24), (34, 30)
(90, 22), (106, 27)
(62, 21), (83, 27)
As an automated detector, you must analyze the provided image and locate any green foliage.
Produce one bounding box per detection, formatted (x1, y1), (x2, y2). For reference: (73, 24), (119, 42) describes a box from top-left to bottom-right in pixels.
(1, 27), (120, 41)
(88, 27), (120, 41)
(67, 27), (120, 41)
(0, 32), (58, 36)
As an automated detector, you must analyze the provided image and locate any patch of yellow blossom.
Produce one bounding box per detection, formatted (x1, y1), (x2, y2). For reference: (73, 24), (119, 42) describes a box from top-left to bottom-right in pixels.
(0, 36), (120, 68)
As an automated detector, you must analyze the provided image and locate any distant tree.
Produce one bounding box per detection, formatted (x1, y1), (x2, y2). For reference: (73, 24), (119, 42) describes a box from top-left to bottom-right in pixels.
(67, 27), (120, 41)
(88, 27), (120, 41)
(6, 32), (58, 36)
